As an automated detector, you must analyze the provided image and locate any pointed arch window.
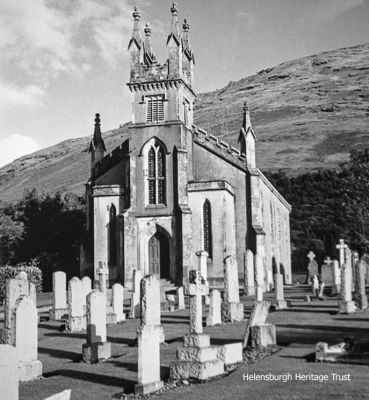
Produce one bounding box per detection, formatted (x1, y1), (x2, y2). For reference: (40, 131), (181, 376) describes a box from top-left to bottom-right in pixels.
(147, 143), (166, 205)
(109, 204), (117, 265)
(203, 199), (213, 258)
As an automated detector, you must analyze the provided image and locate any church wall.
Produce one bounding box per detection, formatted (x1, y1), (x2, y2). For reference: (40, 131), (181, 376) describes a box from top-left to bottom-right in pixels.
(192, 144), (247, 278)
(95, 160), (126, 186)
(188, 185), (236, 285)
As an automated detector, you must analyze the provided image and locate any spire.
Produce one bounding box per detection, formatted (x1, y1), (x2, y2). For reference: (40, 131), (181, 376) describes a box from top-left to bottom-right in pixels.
(182, 18), (194, 61)
(238, 101), (256, 168)
(167, 2), (181, 46)
(143, 23), (156, 66)
(89, 113), (106, 153)
(239, 101), (254, 139)
(128, 7), (142, 50)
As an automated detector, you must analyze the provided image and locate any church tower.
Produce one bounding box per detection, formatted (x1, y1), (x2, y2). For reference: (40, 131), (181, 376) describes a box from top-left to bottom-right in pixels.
(127, 3), (195, 128)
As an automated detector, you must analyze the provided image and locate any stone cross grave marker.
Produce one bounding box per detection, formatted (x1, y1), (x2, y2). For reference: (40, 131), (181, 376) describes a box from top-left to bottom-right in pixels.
(324, 257), (332, 265)
(336, 239), (348, 267)
(307, 251), (316, 262)
(185, 270), (209, 334)
(13, 296), (42, 381)
(82, 290), (111, 363)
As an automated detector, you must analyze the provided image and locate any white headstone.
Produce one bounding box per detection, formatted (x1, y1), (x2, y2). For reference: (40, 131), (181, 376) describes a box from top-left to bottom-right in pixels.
(176, 286), (185, 310)
(43, 389), (72, 400)
(112, 283), (125, 322)
(274, 273), (284, 301)
(224, 255), (240, 303)
(341, 263), (352, 302)
(86, 290), (106, 344)
(196, 250), (208, 281)
(206, 289), (222, 326)
(129, 269), (143, 318)
(332, 260), (341, 293)
(0, 344), (19, 400)
(336, 239), (348, 267)
(254, 253), (264, 301)
(140, 275), (160, 326)
(82, 276), (92, 298)
(53, 271), (67, 310)
(97, 262), (109, 295)
(68, 277), (84, 317)
(244, 249), (255, 296)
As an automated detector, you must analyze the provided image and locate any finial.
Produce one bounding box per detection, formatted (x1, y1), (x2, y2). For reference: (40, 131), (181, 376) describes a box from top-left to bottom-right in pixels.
(183, 18), (189, 32)
(144, 23), (151, 36)
(94, 113), (100, 125)
(171, 2), (179, 16)
(243, 101), (248, 114)
(133, 6), (140, 21)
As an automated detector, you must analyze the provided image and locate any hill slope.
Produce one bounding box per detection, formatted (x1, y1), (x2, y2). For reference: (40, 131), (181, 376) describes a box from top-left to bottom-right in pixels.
(1, 43), (368, 203)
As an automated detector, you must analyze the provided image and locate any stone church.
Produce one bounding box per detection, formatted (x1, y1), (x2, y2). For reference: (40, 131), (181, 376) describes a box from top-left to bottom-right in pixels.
(81, 4), (292, 289)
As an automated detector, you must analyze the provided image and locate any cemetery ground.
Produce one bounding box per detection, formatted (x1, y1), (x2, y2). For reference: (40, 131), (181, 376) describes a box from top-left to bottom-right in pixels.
(2, 285), (369, 400)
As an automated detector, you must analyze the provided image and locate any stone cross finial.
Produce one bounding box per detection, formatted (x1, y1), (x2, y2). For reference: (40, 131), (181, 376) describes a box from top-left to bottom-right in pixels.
(171, 2), (179, 16)
(324, 256), (332, 265)
(307, 251), (316, 261)
(144, 23), (151, 36)
(336, 239), (348, 267)
(133, 6), (140, 21)
(183, 18), (189, 32)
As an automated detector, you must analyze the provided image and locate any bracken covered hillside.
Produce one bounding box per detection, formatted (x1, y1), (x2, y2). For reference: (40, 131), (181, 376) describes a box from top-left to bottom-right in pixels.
(0, 43), (368, 203)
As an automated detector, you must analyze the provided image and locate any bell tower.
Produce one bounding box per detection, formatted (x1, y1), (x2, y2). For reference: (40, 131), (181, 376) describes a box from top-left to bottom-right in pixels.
(127, 3), (195, 128)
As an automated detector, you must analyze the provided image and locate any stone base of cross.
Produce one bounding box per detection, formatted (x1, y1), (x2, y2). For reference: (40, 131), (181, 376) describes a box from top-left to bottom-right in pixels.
(96, 262), (109, 295)
(185, 270), (209, 334)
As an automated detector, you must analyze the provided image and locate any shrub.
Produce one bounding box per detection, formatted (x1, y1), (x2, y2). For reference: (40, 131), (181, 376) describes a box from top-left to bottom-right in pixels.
(0, 259), (42, 302)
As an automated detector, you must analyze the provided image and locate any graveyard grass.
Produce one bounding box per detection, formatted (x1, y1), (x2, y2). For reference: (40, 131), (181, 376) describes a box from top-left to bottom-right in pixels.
(3, 287), (369, 400)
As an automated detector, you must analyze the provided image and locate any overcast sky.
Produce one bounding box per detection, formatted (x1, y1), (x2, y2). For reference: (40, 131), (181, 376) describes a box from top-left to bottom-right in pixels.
(0, 0), (368, 167)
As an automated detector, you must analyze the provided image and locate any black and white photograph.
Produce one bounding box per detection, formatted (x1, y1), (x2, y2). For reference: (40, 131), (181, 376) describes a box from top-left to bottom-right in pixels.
(0, 1), (369, 399)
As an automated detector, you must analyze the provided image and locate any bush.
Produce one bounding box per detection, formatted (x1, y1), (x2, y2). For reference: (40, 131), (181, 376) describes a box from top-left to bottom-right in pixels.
(0, 259), (42, 302)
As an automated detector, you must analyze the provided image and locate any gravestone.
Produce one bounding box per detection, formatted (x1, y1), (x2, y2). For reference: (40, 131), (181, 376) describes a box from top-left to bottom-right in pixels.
(254, 253), (264, 301)
(176, 286), (185, 310)
(140, 275), (161, 326)
(352, 251), (359, 284)
(206, 289), (222, 326)
(336, 239), (347, 267)
(82, 276), (92, 298)
(321, 257), (334, 286)
(67, 277), (86, 332)
(312, 275), (319, 298)
(307, 251), (318, 283)
(318, 282), (325, 300)
(111, 283), (125, 323)
(50, 271), (68, 320)
(362, 253), (369, 284)
(196, 250), (208, 281)
(273, 273), (288, 309)
(243, 249), (255, 296)
(221, 255), (244, 322)
(96, 262), (109, 296)
(82, 290), (111, 363)
(129, 269), (142, 318)
(332, 260), (341, 295)
(3, 274), (35, 344)
(353, 259), (368, 310)
(0, 344), (18, 400)
(135, 325), (164, 394)
(170, 270), (224, 381)
(13, 296), (42, 381)
(243, 301), (276, 349)
(338, 264), (356, 314)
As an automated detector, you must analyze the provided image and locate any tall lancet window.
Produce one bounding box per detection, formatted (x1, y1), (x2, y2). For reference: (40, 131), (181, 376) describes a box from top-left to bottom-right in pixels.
(203, 199), (213, 258)
(109, 204), (117, 265)
(148, 143), (166, 205)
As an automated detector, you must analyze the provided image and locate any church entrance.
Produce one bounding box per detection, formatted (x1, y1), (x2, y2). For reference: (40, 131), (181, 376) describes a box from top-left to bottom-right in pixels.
(148, 232), (170, 279)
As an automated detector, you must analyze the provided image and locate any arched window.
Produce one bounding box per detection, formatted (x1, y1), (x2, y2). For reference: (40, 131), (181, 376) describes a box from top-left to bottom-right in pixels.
(109, 204), (116, 265)
(203, 199), (213, 258)
(147, 143), (166, 205)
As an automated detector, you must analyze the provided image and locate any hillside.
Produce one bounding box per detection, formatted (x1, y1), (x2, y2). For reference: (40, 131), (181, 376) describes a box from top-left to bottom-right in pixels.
(0, 43), (368, 203)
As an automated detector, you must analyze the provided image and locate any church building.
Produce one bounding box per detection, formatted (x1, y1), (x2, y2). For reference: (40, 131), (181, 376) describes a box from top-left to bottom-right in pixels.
(81, 4), (292, 289)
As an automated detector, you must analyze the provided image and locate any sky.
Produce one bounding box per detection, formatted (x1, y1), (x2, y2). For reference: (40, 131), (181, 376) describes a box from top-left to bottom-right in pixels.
(0, 0), (369, 168)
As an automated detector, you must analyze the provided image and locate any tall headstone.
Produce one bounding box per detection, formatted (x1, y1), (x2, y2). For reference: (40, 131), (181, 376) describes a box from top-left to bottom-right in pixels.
(332, 260), (341, 295)
(312, 275), (319, 298)
(140, 275), (161, 326)
(82, 276), (92, 298)
(353, 259), (368, 310)
(206, 289), (222, 326)
(221, 255), (244, 322)
(50, 271), (68, 320)
(3, 274), (34, 344)
(96, 262), (109, 296)
(254, 253), (264, 301)
(243, 249), (255, 296)
(67, 277), (86, 332)
(176, 286), (185, 310)
(13, 296), (42, 381)
(307, 251), (318, 283)
(273, 273), (288, 309)
(338, 264), (356, 314)
(82, 290), (111, 363)
(196, 250), (208, 281)
(170, 270), (224, 381)
(129, 269), (142, 318)
(112, 283), (125, 323)
(321, 257), (334, 286)
(336, 239), (347, 267)
(0, 344), (19, 400)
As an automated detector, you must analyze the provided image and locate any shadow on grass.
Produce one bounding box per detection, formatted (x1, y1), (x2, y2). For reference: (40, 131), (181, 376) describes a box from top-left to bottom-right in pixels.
(44, 369), (136, 392)
(278, 324), (369, 334)
(38, 347), (81, 362)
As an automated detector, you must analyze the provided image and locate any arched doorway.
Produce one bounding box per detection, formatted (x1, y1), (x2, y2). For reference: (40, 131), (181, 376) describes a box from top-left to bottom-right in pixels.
(148, 232), (170, 279)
